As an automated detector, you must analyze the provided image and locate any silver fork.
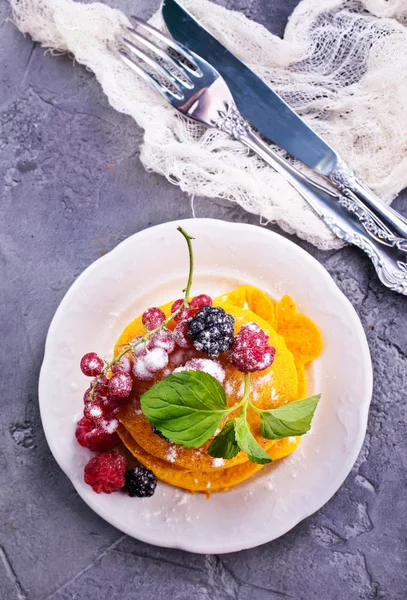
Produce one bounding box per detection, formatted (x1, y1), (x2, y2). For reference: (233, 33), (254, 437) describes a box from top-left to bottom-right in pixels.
(119, 18), (407, 295)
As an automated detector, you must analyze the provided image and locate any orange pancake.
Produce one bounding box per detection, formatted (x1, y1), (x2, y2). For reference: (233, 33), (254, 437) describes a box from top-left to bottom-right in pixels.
(118, 425), (300, 492)
(118, 302), (298, 470)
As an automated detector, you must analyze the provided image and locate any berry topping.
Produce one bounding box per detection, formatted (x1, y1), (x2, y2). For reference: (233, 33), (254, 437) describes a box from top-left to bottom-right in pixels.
(84, 451), (126, 494)
(91, 375), (110, 398)
(151, 425), (172, 443)
(174, 358), (225, 383)
(170, 298), (184, 318)
(131, 336), (148, 358)
(142, 307), (166, 331)
(229, 322), (276, 373)
(75, 417), (119, 452)
(124, 466), (157, 498)
(133, 358), (156, 381)
(190, 294), (213, 310)
(148, 328), (176, 353)
(80, 352), (104, 377)
(108, 372), (133, 398)
(83, 396), (120, 424)
(144, 347), (169, 373)
(173, 321), (194, 349)
(188, 306), (235, 358)
(111, 355), (132, 374)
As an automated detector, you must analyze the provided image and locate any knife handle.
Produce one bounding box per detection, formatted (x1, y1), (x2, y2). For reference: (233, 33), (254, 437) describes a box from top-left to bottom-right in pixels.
(236, 127), (407, 295)
(329, 160), (407, 249)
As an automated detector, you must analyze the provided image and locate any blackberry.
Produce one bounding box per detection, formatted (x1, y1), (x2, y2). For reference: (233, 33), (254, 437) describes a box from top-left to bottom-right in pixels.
(151, 425), (172, 444)
(124, 466), (157, 498)
(188, 306), (235, 358)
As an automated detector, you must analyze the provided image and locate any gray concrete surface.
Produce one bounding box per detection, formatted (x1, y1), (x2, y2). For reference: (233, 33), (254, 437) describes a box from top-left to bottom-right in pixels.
(1, 0), (406, 598)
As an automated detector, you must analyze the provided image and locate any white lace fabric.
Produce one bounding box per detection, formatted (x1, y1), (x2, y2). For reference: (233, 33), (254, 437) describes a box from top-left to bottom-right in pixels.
(10, 0), (407, 249)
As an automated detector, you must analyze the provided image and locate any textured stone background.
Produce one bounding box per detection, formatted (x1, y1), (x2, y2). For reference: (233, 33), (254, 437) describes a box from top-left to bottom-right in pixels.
(1, 0), (406, 598)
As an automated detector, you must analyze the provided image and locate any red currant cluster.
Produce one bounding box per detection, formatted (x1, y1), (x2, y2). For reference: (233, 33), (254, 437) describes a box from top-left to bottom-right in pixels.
(76, 293), (213, 495)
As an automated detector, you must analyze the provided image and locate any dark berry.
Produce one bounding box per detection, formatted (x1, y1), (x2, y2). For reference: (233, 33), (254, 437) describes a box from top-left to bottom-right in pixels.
(190, 294), (212, 310)
(124, 466), (157, 498)
(75, 417), (119, 452)
(108, 372), (133, 398)
(80, 352), (104, 377)
(84, 450), (126, 494)
(142, 307), (166, 331)
(151, 425), (172, 443)
(229, 322), (276, 373)
(188, 306), (235, 358)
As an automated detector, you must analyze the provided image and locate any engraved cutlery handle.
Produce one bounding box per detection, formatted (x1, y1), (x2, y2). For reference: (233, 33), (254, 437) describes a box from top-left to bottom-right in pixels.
(217, 109), (407, 295)
(330, 160), (407, 250)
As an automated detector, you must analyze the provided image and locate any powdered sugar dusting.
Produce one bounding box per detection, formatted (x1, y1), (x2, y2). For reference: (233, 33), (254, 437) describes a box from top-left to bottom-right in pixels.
(212, 458), (224, 468)
(166, 446), (178, 463)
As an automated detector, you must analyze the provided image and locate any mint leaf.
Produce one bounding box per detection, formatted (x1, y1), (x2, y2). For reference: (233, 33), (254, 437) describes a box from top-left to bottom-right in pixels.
(234, 415), (272, 464)
(208, 419), (240, 459)
(140, 371), (230, 448)
(260, 394), (321, 440)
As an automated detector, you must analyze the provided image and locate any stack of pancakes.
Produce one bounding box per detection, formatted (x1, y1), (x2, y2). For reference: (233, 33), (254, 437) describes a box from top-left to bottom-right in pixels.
(116, 287), (322, 493)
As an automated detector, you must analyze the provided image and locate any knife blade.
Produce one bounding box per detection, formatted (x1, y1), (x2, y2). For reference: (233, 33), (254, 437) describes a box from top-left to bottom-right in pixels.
(161, 0), (339, 176)
(161, 0), (407, 242)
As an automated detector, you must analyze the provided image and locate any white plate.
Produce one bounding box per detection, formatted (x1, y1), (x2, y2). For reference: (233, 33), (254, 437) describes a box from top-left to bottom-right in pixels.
(39, 219), (372, 553)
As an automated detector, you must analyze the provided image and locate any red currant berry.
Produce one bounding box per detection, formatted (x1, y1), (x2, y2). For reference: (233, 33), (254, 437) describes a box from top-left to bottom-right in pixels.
(190, 294), (213, 310)
(131, 336), (148, 358)
(133, 358), (156, 381)
(142, 307), (166, 331)
(148, 329), (176, 353)
(144, 347), (169, 373)
(75, 417), (119, 452)
(171, 298), (184, 315)
(80, 352), (104, 377)
(91, 375), (110, 397)
(108, 372), (133, 398)
(229, 323), (276, 373)
(111, 355), (132, 374)
(173, 321), (193, 349)
(84, 397), (120, 423)
(84, 450), (126, 494)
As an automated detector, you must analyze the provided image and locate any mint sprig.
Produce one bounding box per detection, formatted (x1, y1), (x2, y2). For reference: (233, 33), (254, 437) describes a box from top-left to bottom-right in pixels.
(141, 371), (234, 448)
(142, 370), (320, 464)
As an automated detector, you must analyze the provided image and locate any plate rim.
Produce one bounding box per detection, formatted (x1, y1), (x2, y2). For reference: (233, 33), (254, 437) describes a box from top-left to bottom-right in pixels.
(39, 218), (373, 553)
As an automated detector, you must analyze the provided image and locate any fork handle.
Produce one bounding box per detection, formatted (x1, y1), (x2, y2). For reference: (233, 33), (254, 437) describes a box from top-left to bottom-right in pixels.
(232, 124), (407, 295)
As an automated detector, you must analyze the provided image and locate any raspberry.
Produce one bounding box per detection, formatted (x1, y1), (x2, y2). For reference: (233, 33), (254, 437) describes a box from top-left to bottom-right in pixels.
(84, 451), (126, 494)
(148, 329), (176, 353)
(190, 294), (213, 310)
(188, 306), (235, 358)
(124, 466), (157, 498)
(173, 321), (193, 349)
(75, 417), (119, 452)
(174, 358), (225, 383)
(229, 323), (276, 373)
(108, 372), (132, 398)
(144, 347), (169, 373)
(83, 396), (120, 424)
(80, 352), (104, 377)
(111, 355), (132, 374)
(142, 307), (166, 331)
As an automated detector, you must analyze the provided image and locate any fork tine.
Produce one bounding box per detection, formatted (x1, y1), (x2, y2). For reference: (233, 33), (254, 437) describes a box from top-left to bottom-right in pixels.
(130, 16), (203, 76)
(121, 38), (185, 98)
(118, 50), (183, 102)
(125, 26), (194, 89)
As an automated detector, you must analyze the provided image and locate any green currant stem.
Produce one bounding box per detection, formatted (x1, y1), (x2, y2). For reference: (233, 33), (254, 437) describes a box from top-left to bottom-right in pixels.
(88, 226), (195, 401)
(248, 400), (263, 415)
(241, 372), (251, 418)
